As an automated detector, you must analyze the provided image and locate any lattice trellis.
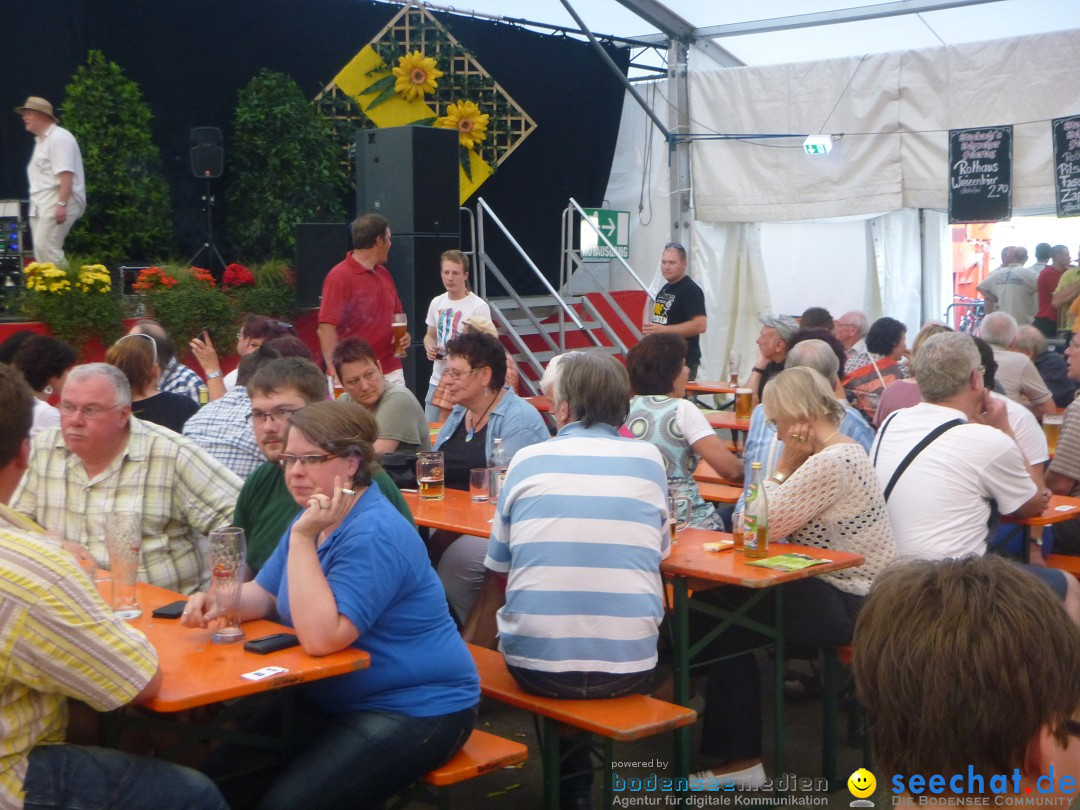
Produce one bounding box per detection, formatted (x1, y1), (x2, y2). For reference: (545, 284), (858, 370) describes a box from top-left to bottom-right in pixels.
(314, 1), (536, 203)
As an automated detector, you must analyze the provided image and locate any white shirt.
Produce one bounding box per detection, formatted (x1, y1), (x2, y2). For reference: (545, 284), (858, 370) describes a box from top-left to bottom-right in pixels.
(871, 401), (1035, 560)
(424, 292), (490, 386)
(28, 124), (86, 214)
(994, 392), (1049, 466)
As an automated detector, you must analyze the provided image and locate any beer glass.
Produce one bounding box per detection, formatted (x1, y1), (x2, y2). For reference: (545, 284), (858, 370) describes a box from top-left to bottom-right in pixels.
(392, 313), (408, 358)
(417, 452), (445, 501)
(668, 490), (692, 541)
(1044, 414), (1063, 457)
(104, 513), (143, 619)
(734, 388), (753, 420)
(728, 349), (741, 386)
(731, 507), (745, 551)
(209, 527), (247, 644)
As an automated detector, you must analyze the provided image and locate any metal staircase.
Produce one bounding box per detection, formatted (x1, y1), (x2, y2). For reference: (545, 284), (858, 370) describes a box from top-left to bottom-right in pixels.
(472, 197), (654, 395)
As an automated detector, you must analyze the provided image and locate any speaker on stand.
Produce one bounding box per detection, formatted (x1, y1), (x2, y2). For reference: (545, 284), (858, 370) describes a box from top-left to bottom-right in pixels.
(189, 127), (226, 272)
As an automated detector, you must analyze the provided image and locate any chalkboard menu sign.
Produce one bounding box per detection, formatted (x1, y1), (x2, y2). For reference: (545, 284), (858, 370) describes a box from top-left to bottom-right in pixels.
(948, 126), (1013, 224)
(1053, 115), (1080, 218)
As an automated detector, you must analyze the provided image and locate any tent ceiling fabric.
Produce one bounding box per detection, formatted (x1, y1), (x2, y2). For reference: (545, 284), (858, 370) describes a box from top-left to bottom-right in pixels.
(690, 28), (1080, 222)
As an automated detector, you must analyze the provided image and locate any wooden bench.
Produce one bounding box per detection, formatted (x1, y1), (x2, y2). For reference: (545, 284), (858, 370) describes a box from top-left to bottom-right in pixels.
(388, 728), (528, 809)
(468, 643), (697, 809)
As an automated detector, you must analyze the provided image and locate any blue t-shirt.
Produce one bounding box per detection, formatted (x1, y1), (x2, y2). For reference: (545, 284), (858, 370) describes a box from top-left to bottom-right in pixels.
(256, 486), (479, 716)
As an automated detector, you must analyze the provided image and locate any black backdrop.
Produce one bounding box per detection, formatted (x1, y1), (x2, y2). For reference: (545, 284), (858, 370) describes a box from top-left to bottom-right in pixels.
(0, 0), (629, 291)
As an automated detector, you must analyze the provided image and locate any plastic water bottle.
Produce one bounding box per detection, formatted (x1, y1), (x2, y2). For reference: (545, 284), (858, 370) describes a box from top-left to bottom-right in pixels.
(489, 438), (508, 502)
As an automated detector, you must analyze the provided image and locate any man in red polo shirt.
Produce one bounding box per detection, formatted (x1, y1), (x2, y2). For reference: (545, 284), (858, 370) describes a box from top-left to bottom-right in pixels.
(318, 214), (410, 384)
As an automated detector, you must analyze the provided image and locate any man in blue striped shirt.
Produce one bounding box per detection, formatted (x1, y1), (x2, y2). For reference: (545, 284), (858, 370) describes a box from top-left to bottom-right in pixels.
(471, 351), (669, 809)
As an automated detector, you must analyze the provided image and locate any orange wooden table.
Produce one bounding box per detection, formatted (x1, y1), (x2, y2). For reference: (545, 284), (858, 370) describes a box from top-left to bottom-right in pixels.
(99, 582), (369, 757)
(1002, 494), (1080, 562)
(126, 582), (369, 712)
(705, 411), (751, 432)
(525, 395), (552, 413)
(697, 481), (742, 504)
(693, 459), (740, 486)
(402, 488), (495, 537)
(661, 529), (864, 783)
(685, 380), (737, 396)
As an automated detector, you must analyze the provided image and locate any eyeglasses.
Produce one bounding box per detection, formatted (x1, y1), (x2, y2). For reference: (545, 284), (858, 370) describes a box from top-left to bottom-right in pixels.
(664, 241), (685, 251)
(277, 453), (338, 469)
(116, 332), (158, 365)
(249, 407), (301, 424)
(59, 402), (124, 419)
(445, 366), (485, 381)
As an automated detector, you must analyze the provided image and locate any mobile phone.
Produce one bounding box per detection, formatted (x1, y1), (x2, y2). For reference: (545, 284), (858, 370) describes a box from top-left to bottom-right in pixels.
(243, 633), (301, 655)
(198, 326), (214, 344)
(151, 599), (188, 619)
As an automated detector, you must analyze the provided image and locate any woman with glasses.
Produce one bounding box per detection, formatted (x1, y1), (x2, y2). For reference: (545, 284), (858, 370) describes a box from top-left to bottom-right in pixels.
(691, 367), (894, 788)
(432, 332), (548, 623)
(106, 333), (199, 433)
(626, 333), (742, 530)
(183, 400), (478, 808)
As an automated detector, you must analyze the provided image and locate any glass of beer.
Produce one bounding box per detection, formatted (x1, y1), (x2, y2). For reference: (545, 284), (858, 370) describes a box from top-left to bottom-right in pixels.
(1044, 413), (1063, 456)
(208, 527), (247, 645)
(417, 451), (445, 500)
(728, 349), (741, 386)
(731, 507), (745, 551)
(392, 313), (408, 358)
(734, 387), (753, 420)
(668, 490), (692, 541)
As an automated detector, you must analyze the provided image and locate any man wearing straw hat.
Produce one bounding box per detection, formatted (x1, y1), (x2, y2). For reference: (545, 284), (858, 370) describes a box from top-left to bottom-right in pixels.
(15, 96), (85, 267)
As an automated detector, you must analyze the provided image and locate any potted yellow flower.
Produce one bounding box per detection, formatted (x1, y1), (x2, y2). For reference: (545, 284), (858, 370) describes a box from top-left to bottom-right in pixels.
(22, 262), (125, 350)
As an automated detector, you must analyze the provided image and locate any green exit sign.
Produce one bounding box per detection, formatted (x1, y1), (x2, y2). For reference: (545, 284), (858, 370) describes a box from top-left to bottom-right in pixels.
(580, 208), (630, 262)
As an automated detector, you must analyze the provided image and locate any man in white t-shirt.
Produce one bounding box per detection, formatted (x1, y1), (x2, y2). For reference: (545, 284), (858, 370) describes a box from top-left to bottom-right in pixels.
(16, 96), (86, 267)
(871, 333), (1079, 622)
(872, 332), (1048, 560)
(980, 311), (1054, 416)
(423, 250), (490, 421)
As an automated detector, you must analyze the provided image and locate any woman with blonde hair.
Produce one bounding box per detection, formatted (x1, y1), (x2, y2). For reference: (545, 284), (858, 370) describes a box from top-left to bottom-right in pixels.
(692, 366), (895, 788)
(106, 333), (198, 433)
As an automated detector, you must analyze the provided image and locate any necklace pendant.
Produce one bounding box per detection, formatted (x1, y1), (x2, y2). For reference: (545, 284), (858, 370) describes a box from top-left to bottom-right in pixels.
(465, 427), (474, 442)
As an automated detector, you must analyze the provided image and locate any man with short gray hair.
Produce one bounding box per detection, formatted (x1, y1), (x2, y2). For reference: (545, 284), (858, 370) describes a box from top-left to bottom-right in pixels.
(12, 363), (242, 594)
(834, 311), (870, 375)
(1014, 324), (1076, 408)
(978, 245), (1037, 323)
(980, 311), (1053, 414)
(468, 351), (669, 807)
(871, 333), (1064, 579)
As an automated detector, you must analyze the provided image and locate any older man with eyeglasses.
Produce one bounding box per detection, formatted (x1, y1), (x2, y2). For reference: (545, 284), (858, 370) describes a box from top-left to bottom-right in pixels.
(12, 363), (242, 595)
(642, 241), (708, 379)
(231, 357), (414, 575)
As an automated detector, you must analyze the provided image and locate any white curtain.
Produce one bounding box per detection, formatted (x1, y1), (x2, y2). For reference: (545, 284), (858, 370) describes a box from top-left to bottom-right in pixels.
(693, 221), (770, 382)
(690, 29), (1080, 222)
(868, 209), (922, 333)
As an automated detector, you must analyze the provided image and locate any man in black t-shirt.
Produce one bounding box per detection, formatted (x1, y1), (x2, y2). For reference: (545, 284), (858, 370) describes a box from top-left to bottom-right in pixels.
(642, 242), (708, 378)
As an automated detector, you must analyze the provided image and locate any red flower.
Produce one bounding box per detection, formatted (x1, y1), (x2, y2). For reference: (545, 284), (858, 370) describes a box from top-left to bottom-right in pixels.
(222, 263), (255, 288)
(191, 266), (216, 286)
(133, 266), (179, 292)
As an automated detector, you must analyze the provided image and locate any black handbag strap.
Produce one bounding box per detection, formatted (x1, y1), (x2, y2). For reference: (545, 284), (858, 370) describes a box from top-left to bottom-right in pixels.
(879, 417), (965, 502)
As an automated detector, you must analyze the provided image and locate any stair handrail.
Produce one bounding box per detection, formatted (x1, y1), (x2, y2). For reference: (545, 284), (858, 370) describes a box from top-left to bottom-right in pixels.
(476, 198), (598, 349)
(566, 198), (655, 304)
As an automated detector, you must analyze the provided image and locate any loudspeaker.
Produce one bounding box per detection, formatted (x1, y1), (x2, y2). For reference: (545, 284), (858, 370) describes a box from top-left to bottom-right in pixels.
(294, 223), (351, 308)
(356, 126), (459, 235)
(389, 233), (459, 395)
(190, 127), (224, 178)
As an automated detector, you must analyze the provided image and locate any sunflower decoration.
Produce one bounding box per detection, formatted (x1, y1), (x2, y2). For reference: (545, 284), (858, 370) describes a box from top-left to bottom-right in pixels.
(438, 101), (490, 150)
(392, 51), (443, 102)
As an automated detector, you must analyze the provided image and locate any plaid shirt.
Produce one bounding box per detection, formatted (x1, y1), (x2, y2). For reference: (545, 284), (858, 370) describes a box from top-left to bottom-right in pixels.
(182, 387), (265, 480)
(12, 418), (242, 595)
(159, 358), (203, 403)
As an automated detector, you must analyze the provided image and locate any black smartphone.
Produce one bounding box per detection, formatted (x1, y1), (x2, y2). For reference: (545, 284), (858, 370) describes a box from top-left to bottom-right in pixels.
(151, 599), (188, 619)
(198, 326), (214, 344)
(243, 633), (300, 655)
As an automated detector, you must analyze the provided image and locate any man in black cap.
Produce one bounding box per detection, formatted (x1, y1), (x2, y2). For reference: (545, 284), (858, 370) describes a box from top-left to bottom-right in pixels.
(15, 96), (85, 267)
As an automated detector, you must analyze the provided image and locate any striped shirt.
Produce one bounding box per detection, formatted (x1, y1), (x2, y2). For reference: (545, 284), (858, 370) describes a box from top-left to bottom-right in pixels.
(484, 422), (669, 674)
(0, 505), (157, 809)
(12, 418), (242, 595)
